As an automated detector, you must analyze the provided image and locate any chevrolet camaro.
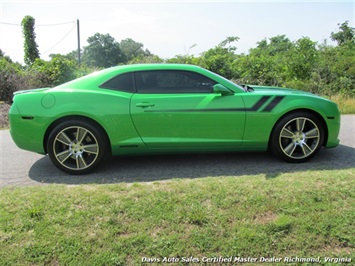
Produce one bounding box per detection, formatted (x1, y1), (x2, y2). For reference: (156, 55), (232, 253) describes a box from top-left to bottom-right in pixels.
(9, 64), (340, 174)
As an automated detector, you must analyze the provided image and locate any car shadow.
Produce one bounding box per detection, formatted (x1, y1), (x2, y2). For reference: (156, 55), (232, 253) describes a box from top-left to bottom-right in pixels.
(28, 144), (355, 185)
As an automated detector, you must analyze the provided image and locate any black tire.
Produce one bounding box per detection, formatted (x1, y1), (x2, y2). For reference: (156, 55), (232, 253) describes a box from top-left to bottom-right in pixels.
(47, 119), (109, 174)
(270, 112), (324, 163)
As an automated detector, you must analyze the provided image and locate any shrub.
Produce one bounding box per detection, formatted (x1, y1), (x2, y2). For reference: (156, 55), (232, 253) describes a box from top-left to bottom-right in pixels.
(0, 58), (24, 102)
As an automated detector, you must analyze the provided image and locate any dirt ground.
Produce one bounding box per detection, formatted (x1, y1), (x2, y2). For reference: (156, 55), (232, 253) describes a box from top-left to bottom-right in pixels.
(0, 102), (10, 128)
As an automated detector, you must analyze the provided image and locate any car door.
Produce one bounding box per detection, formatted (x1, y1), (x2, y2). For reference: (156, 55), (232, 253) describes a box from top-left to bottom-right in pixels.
(130, 70), (246, 149)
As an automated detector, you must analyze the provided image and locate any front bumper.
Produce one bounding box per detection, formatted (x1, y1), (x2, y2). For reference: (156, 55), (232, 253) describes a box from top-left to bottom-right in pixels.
(325, 115), (341, 148)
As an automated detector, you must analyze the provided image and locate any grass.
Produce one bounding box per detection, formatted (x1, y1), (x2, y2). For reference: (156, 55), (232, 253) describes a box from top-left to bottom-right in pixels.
(328, 94), (355, 114)
(1, 169), (354, 265)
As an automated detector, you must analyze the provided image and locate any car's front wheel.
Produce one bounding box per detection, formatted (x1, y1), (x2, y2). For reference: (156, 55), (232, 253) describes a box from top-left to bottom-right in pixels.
(270, 112), (325, 163)
(47, 120), (109, 174)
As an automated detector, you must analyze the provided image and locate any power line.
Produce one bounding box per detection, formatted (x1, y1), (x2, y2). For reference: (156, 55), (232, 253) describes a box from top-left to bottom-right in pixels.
(42, 23), (77, 55)
(37, 21), (76, 27)
(0, 21), (75, 26)
(1, 19), (79, 61)
(0, 22), (20, 26)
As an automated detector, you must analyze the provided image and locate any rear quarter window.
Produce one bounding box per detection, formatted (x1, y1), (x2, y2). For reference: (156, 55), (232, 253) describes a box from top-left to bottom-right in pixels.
(99, 72), (135, 92)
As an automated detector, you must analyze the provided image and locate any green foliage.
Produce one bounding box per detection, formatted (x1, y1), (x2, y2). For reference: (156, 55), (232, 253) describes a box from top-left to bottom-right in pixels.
(21, 16), (40, 66)
(200, 46), (237, 79)
(29, 55), (78, 87)
(167, 54), (198, 65)
(218, 36), (239, 50)
(236, 36), (286, 85)
(129, 55), (164, 64)
(331, 21), (355, 46)
(81, 35), (155, 67)
(266, 35), (293, 55)
(237, 50), (282, 86)
(288, 37), (318, 81)
(0, 49), (13, 63)
(199, 37), (240, 79)
(82, 33), (126, 68)
(0, 54), (82, 101)
(119, 38), (151, 62)
(233, 26), (354, 96)
(0, 58), (24, 101)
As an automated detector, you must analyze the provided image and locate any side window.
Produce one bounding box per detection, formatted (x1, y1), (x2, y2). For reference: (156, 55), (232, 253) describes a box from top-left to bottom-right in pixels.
(99, 72), (134, 92)
(134, 70), (216, 93)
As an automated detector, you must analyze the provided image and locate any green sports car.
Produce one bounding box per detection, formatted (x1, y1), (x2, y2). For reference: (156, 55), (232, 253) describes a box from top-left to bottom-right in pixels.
(9, 64), (340, 174)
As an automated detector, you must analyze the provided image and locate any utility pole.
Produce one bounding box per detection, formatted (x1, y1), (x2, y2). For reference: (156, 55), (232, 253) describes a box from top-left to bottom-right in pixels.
(77, 19), (81, 65)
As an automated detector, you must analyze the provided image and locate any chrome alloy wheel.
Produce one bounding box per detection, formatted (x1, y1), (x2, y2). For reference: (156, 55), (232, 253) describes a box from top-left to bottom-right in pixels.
(53, 126), (99, 171)
(279, 117), (320, 159)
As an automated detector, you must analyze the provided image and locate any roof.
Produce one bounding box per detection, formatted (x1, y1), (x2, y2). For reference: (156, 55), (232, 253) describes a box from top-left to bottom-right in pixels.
(56, 64), (206, 90)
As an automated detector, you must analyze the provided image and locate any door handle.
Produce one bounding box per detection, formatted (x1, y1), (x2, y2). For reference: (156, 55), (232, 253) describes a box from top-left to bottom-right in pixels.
(136, 102), (155, 108)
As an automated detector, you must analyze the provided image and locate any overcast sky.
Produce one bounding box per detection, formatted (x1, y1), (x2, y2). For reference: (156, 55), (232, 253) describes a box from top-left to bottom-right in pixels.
(0, 0), (354, 64)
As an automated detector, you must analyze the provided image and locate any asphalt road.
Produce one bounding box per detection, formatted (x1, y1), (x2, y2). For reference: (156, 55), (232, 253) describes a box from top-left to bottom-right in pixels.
(1, 115), (354, 188)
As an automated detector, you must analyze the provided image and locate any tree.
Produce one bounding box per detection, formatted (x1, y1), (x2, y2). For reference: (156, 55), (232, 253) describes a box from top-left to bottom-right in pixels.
(82, 33), (125, 68)
(199, 36), (239, 79)
(30, 55), (79, 87)
(331, 21), (355, 46)
(167, 44), (198, 65)
(237, 35), (293, 85)
(287, 37), (318, 80)
(119, 38), (151, 62)
(0, 49), (13, 63)
(267, 35), (292, 55)
(0, 57), (24, 101)
(21, 15), (40, 65)
(218, 36), (239, 51)
(129, 55), (164, 64)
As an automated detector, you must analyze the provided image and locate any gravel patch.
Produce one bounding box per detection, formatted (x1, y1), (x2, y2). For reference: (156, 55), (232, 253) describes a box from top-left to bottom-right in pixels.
(0, 102), (10, 129)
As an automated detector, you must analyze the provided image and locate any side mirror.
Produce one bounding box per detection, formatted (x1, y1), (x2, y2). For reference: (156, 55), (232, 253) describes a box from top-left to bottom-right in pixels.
(213, 84), (234, 96)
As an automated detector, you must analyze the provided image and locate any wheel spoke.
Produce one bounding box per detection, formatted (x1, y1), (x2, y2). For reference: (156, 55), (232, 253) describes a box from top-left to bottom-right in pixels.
(281, 128), (294, 138)
(76, 127), (88, 144)
(305, 128), (319, 139)
(76, 155), (87, 169)
(83, 144), (98, 154)
(56, 132), (72, 146)
(283, 142), (296, 156)
(56, 149), (72, 163)
(301, 142), (313, 156)
(296, 118), (306, 132)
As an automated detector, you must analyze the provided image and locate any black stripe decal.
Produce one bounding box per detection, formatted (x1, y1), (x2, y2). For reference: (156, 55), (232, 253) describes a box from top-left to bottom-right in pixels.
(144, 96), (272, 113)
(144, 108), (244, 112)
(249, 96), (271, 111)
(261, 96), (285, 112)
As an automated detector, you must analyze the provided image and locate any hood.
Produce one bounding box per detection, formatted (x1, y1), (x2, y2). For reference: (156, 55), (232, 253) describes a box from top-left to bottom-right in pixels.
(247, 85), (314, 95)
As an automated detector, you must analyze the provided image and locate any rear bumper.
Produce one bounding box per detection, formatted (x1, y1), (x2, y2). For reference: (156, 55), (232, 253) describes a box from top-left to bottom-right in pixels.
(9, 104), (46, 154)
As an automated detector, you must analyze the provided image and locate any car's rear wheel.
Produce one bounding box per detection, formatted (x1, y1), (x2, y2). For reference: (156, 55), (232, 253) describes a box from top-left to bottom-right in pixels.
(270, 112), (324, 163)
(47, 120), (108, 174)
